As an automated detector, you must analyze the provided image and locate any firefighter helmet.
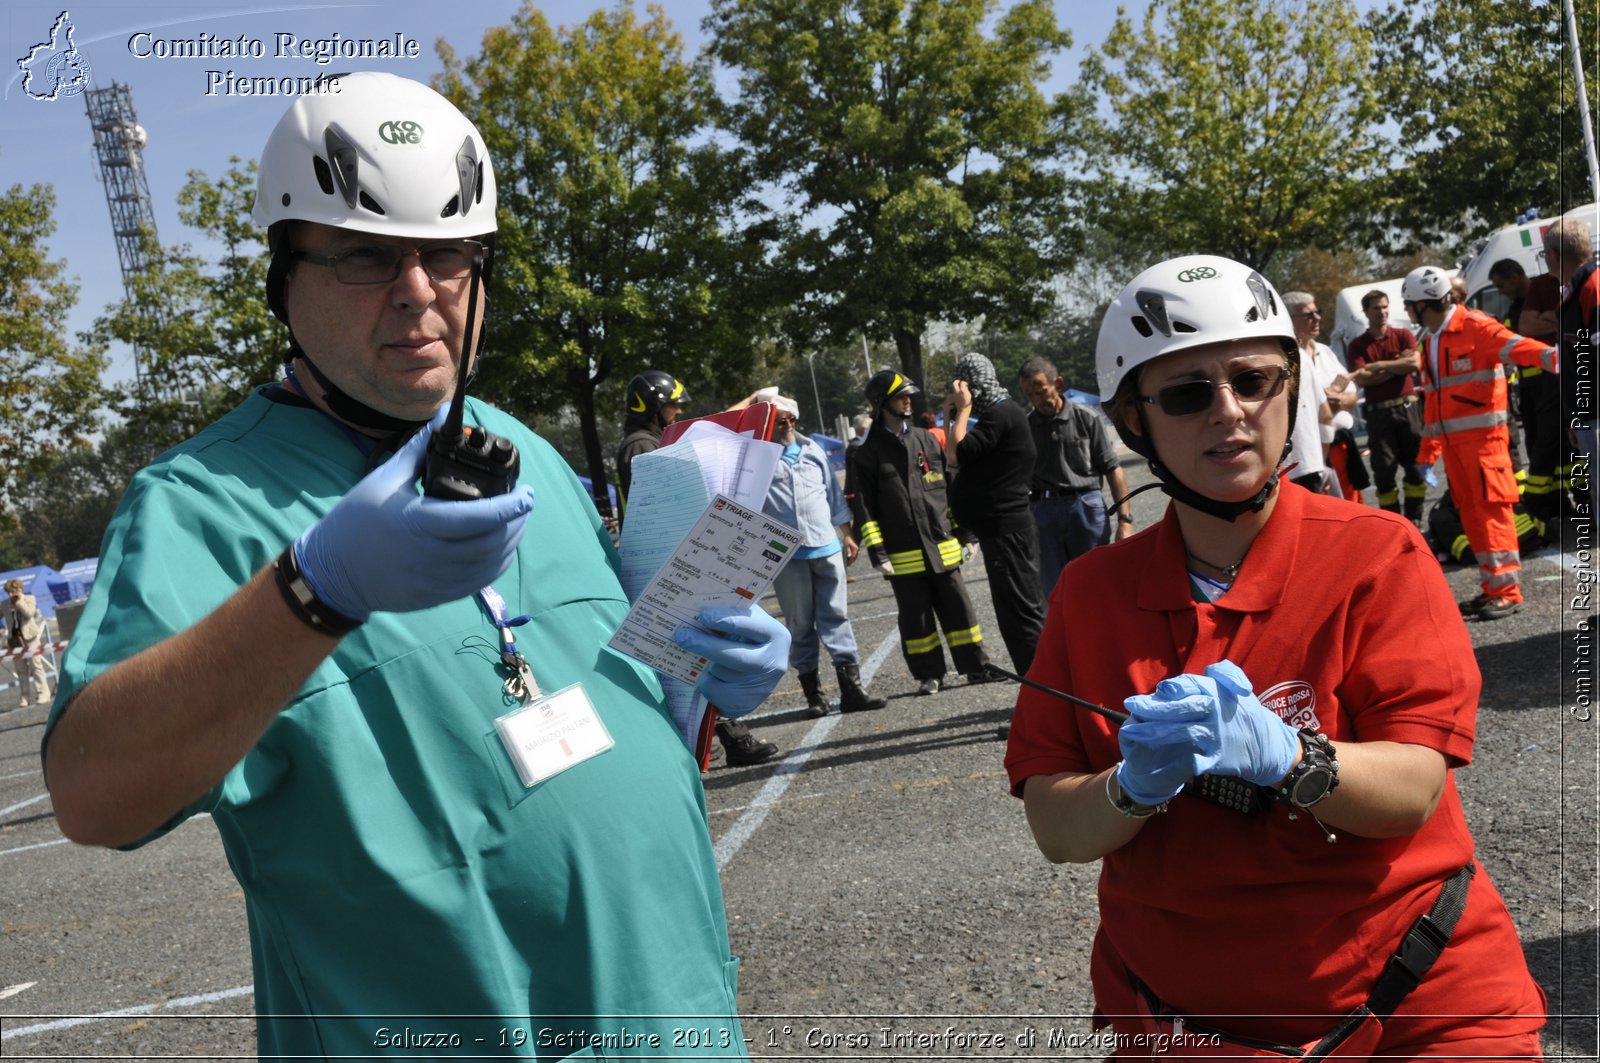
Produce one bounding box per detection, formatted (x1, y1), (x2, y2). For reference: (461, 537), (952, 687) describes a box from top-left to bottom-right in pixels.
(863, 370), (920, 409)
(625, 370), (689, 417)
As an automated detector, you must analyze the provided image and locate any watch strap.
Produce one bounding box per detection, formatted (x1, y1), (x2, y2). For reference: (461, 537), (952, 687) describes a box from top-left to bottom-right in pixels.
(1275, 728), (1339, 807)
(274, 545), (364, 638)
(1106, 767), (1168, 818)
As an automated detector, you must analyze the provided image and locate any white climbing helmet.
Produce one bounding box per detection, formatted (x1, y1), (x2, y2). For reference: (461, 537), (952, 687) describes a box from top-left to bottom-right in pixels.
(1094, 254), (1296, 400)
(1401, 265), (1452, 304)
(252, 71), (495, 239)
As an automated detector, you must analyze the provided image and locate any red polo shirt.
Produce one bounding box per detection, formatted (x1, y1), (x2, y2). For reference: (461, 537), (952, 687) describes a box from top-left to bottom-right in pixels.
(1006, 483), (1544, 1049)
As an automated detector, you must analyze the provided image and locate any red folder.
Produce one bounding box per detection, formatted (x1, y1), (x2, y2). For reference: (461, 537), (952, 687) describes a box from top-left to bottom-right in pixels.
(660, 402), (778, 771)
(659, 402), (777, 447)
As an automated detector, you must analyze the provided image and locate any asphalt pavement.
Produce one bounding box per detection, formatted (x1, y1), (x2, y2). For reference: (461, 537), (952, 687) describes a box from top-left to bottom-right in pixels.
(1, 460), (1596, 1060)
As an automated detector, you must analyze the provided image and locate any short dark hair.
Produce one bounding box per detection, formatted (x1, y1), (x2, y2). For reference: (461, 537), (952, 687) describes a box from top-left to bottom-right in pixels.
(1360, 289), (1389, 312)
(1488, 258), (1526, 281)
(1017, 356), (1058, 381)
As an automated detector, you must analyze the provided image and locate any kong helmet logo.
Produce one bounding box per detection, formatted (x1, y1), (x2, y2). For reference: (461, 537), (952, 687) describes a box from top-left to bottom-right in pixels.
(1177, 266), (1218, 283)
(377, 120), (423, 145)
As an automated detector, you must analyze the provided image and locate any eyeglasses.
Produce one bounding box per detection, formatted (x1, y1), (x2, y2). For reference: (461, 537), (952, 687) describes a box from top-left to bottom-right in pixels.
(774, 416), (797, 428)
(291, 240), (485, 285)
(1295, 309), (1322, 319)
(1139, 364), (1290, 417)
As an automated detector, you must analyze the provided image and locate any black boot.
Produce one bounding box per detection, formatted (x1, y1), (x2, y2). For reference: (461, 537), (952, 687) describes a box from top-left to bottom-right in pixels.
(836, 663), (886, 712)
(798, 670), (830, 718)
(716, 718), (779, 766)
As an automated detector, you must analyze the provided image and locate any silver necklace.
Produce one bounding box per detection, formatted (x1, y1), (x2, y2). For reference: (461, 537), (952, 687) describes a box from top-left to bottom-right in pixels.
(1186, 549), (1247, 581)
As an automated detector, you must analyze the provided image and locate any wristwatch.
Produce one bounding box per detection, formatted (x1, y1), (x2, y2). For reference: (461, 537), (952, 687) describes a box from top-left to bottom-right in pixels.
(1117, 514), (1135, 525)
(1106, 767), (1168, 818)
(1273, 729), (1339, 808)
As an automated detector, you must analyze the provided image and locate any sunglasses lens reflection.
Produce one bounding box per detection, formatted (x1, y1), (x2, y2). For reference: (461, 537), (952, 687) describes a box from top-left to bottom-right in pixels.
(1155, 366), (1287, 416)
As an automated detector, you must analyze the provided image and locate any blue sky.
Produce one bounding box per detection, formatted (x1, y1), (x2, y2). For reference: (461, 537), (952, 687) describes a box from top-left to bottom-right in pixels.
(0, 1), (1338, 386)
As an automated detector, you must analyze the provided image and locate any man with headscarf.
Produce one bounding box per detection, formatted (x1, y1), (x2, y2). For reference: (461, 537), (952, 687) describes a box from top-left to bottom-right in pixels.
(944, 352), (1046, 675)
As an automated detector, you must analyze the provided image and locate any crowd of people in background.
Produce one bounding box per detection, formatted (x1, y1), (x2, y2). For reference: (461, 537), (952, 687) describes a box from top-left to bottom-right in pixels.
(601, 222), (1582, 733)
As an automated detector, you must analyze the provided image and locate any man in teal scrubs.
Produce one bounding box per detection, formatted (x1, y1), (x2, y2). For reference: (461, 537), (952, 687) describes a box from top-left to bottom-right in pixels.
(42, 72), (786, 1060)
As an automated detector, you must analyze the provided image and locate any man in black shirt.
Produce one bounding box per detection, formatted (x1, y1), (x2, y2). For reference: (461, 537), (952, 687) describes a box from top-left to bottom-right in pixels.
(944, 352), (1046, 674)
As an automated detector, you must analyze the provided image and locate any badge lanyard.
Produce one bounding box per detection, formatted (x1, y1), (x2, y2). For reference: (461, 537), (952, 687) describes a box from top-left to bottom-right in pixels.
(478, 584), (616, 790)
(477, 585), (539, 704)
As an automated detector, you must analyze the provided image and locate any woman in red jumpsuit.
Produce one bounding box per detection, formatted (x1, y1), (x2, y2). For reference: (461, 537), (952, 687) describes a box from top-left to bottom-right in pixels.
(1004, 255), (1545, 1061)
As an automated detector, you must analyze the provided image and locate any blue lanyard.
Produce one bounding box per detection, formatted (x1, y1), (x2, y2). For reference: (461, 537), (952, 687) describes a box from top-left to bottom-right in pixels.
(478, 585), (539, 702)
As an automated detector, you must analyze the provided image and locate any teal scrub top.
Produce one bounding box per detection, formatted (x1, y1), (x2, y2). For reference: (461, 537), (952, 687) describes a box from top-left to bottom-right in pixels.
(46, 390), (747, 1061)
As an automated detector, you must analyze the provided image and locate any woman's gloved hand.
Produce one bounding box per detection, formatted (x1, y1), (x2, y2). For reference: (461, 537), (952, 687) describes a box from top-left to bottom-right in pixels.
(1195, 660), (1301, 785)
(1116, 675), (1214, 806)
(673, 606), (791, 717)
(1116, 660), (1301, 804)
(294, 407), (535, 621)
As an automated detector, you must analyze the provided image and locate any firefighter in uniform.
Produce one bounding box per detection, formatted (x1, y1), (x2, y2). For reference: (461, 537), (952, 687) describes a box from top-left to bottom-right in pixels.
(1405, 266), (1559, 620)
(847, 370), (989, 695)
(616, 369), (780, 766)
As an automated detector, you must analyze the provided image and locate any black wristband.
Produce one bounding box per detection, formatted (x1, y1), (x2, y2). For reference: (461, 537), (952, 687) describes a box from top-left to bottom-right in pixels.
(273, 545), (364, 637)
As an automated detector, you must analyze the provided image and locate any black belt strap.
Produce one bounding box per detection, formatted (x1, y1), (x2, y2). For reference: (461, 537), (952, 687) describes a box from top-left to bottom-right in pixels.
(1365, 862), (1476, 1020)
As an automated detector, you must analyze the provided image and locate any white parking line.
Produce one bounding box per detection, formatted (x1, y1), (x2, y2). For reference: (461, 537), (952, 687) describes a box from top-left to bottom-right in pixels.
(0, 983), (256, 1041)
(0, 792), (48, 817)
(713, 628), (898, 870)
(0, 838), (69, 858)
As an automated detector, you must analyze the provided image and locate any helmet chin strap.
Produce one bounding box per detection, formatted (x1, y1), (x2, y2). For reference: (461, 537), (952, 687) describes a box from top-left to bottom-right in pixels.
(1141, 445), (1289, 522)
(289, 346), (433, 435)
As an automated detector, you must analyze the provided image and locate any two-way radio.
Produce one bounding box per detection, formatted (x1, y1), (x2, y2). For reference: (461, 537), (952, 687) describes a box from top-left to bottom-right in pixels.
(422, 253), (521, 500)
(984, 663), (1274, 816)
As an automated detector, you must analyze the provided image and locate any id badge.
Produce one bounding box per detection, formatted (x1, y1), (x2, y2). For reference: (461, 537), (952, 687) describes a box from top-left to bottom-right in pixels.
(494, 683), (614, 789)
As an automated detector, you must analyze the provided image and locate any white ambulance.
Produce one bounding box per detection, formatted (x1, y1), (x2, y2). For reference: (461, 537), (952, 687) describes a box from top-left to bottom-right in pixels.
(1455, 201), (1596, 320)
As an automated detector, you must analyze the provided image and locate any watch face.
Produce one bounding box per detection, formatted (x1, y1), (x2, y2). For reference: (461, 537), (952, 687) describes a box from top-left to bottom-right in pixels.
(1290, 766), (1334, 807)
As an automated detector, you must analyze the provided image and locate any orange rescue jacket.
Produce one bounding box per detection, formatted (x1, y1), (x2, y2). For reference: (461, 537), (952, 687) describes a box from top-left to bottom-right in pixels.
(1419, 306), (1556, 441)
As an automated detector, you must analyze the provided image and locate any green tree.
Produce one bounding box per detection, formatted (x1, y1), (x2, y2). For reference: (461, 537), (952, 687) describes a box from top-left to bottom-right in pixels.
(1068, 0), (1382, 273)
(0, 425), (151, 569)
(706, 0), (1078, 413)
(91, 159), (285, 456)
(0, 182), (107, 512)
(438, 1), (766, 498)
(1368, 0), (1600, 250)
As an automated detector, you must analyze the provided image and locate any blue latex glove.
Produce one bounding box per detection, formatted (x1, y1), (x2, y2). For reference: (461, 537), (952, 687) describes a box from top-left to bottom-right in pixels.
(673, 606), (791, 717)
(1116, 675), (1215, 806)
(1196, 660), (1301, 785)
(294, 408), (535, 620)
(1116, 661), (1302, 806)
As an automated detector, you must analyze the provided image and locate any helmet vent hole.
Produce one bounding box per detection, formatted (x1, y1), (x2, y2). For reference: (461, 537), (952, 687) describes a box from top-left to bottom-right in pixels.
(441, 194), (461, 219)
(281, 193), (291, 207)
(1131, 316), (1153, 338)
(1245, 306), (1260, 322)
(312, 155), (335, 196)
(475, 162), (485, 204)
(358, 191), (386, 216)
(1173, 321), (1197, 333)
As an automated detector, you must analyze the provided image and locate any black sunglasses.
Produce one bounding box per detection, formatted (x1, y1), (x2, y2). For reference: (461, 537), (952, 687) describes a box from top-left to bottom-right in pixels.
(1139, 364), (1290, 417)
(292, 240), (485, 285)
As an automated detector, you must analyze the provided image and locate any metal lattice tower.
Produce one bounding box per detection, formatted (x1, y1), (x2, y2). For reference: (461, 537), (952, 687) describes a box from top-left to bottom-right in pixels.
(84, 82), (159, 292)
(84, 81), (160, 387)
